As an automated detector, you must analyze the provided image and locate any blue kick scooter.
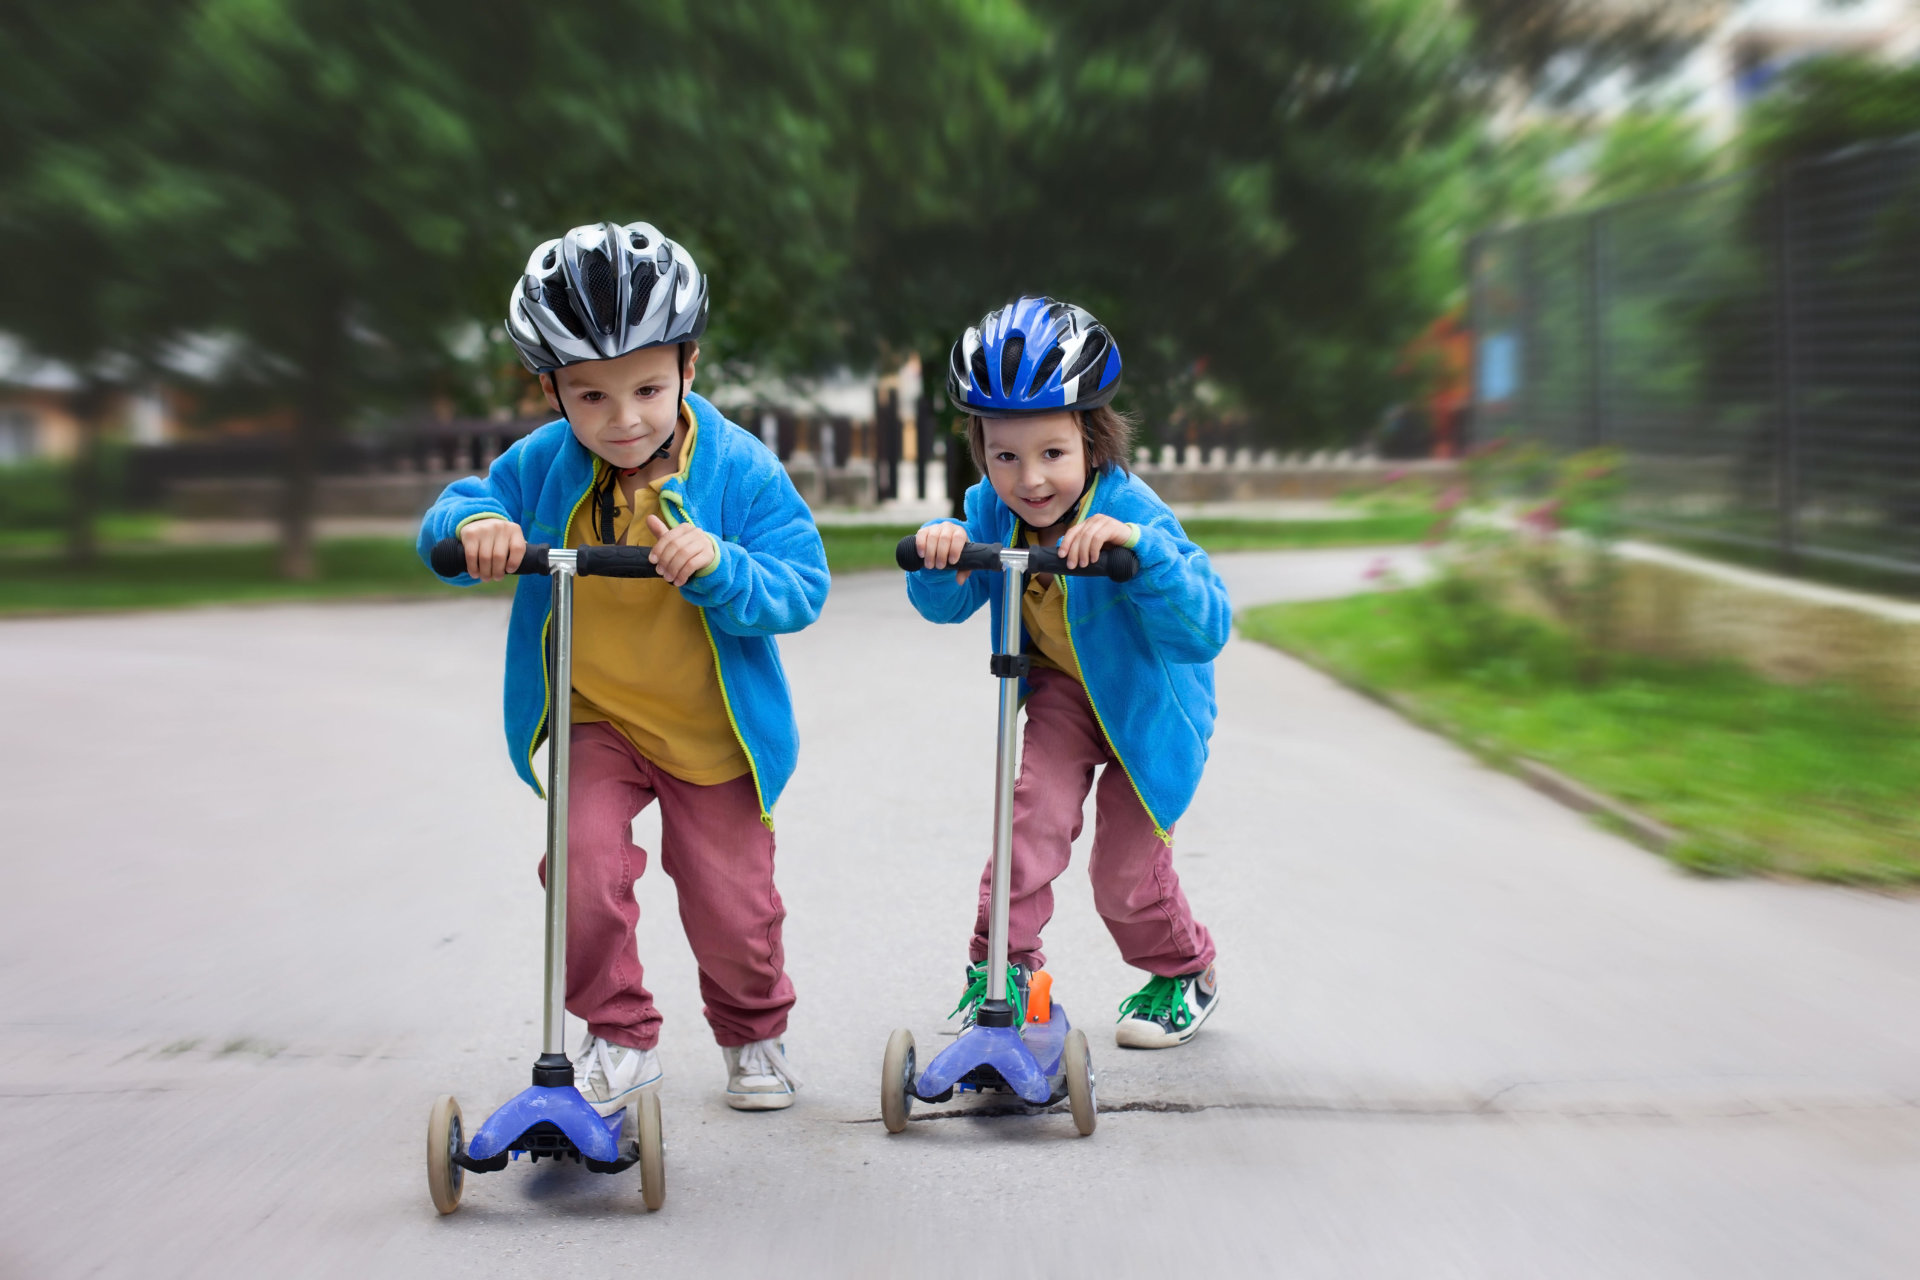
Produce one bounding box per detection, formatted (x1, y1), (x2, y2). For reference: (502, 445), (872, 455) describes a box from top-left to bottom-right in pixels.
(423, 537), (669, 1213)
(882, 534), (1137, 1136)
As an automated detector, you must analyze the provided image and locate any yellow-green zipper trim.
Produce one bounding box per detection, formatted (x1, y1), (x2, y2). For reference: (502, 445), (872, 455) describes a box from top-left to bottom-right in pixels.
(526, 459), (602, 798)
(651, 411), (773, 829)
(1049, 476), (1173, 845)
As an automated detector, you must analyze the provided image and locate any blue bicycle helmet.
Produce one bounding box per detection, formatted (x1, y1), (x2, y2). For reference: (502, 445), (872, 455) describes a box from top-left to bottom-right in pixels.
(947, 296), (1122, 417)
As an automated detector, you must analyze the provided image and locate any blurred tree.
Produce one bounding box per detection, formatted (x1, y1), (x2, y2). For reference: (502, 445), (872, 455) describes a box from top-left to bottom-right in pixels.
(0, 0), (188, 564)
(1586, 106), (1718, 203)
(846, 0), (1478, 447)
(1742, 54), (1920, 167)
(1457, 0), (1722, 105)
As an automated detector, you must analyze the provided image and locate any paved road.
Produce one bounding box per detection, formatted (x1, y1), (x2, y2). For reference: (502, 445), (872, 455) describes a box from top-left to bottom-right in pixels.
(2, 547), (1916, 1279)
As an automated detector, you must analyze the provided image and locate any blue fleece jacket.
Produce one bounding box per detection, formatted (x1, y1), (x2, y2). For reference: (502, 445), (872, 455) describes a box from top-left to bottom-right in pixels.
(417, 391), (828, 819)
(905, 468), (1231, 838)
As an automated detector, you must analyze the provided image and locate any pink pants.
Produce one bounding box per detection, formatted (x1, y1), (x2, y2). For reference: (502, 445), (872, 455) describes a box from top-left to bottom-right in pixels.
(971, 666), (1216, 977)
(539, 721), (793, 1051)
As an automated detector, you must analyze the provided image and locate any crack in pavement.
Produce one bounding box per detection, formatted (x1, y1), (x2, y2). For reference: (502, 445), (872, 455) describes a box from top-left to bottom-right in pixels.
(844, 1092), (1920, 1125)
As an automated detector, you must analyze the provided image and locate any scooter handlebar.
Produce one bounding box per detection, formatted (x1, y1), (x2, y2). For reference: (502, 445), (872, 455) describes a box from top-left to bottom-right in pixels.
(894, 535), (1138, 583)
(429, 538), (660, 579)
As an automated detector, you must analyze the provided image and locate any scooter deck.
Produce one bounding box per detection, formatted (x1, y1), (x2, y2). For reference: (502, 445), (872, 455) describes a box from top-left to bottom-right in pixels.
(456, 1084), (634, 1174)
(913, 1005), (1074, 1107)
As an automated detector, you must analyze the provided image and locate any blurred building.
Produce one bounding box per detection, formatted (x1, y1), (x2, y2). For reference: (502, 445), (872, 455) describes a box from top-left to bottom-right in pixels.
(1686, 0), (1920, 140)
(0, 336), (173, 463)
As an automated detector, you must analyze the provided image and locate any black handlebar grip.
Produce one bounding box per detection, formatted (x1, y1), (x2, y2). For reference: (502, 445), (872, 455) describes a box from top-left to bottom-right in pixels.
(1024, 544), (1139, 582)
(576, 545), (661, 578)
(896, 535), (1008, 573)
(429, 538), (468, 577)
(429, 536), (553, 577)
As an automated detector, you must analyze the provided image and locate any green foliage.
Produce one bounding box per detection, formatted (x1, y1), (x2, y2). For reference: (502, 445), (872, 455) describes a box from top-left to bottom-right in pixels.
(1744, 55), (1920, 168)
(1240, 589), (1920, 884)
(1586, 107), (1718, 204)
(1421, 441), (1624, 683)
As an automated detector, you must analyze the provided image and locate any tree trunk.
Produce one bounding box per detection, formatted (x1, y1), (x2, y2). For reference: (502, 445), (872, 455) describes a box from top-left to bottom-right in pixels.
(281, 303), (346, 581)
(65, 383), (108, 569)
(280, 405), (319, 580)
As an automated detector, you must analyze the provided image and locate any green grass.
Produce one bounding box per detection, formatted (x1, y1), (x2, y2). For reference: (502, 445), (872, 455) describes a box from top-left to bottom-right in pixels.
(1239, 588), (1920, 885)
(0, 539), (515, 613)
(0, 514), (169, 553)
(0, 516), (1430, 616)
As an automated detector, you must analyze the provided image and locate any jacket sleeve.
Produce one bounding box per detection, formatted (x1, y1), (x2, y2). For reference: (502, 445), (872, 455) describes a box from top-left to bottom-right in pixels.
(1120, 510), (1233, 664)
(904, 481), (994, 624)
(676, 455), (829, 637)
(416, 437), (530, 584)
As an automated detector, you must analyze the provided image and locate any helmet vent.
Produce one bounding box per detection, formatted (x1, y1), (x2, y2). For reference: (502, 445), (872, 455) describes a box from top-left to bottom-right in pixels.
(1032, 344), (1065, 389)
(628, 261), (659, 327)
(544, 278), (587, 339)
(969, 346), (993, 397)
(1062, 331), (1107, 385)
(1000, 335), (1024, 397)
(581, 249), (619, 333)
(630, 232), (649, 250)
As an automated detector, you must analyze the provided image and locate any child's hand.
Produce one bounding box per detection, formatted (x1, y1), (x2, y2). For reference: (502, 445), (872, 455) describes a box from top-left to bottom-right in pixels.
(460, 517), (527, 581)
(914, 522), (973, 585)
(646, 513), (716, 586)
(1057, 514), (1132, 570)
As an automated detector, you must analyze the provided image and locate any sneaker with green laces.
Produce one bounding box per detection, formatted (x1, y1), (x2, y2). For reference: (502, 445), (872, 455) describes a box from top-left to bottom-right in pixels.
(1115, 964), (1218, 1049)
(950, 961), (1030, 1026)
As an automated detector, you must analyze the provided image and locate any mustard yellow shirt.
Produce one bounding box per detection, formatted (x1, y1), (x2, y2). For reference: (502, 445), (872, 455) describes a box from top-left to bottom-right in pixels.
(1019, 529), (1083, 684)
(565, 413), (749, 786)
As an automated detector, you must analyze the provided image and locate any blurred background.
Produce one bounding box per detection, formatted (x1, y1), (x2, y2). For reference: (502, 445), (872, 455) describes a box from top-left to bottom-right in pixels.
(0, 3), (1914, 854)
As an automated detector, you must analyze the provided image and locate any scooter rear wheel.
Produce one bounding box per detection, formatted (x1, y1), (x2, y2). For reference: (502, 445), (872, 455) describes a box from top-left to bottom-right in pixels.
(881, 1028), (916, 1134)
(426, 1094), (465, 1214)
(1063, 1030), (1096, 1136)
(635, 1091), (666, 1210)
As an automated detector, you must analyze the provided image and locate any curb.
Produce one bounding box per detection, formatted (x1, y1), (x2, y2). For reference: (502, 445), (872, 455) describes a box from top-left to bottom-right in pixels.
(1250, 630), (1682, 855)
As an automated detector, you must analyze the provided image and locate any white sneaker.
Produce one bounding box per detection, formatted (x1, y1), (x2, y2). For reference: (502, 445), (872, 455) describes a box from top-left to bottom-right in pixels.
(722, 1038), (799, 1111)
(572, 1034), (662, 1116)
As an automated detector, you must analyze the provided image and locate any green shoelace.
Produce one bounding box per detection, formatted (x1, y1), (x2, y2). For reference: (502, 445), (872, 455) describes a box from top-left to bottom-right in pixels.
(1116, 974), (1192, 1029)
(949, 962), (1028, 1025)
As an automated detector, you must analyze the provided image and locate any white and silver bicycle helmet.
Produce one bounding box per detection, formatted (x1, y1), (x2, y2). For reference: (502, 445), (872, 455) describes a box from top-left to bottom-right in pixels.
(505, 221), (708, 374)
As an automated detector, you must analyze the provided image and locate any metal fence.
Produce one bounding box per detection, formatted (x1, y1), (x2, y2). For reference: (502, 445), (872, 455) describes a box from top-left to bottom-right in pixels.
(1470, 134), (1920, 577)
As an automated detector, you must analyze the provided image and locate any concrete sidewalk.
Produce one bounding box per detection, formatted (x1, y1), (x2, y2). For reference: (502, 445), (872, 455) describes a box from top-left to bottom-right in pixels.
(0, 549), (1914, 1278)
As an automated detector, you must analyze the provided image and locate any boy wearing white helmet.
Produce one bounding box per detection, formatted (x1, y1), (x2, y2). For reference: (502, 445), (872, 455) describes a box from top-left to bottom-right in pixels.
(419, 222), (827, 1111)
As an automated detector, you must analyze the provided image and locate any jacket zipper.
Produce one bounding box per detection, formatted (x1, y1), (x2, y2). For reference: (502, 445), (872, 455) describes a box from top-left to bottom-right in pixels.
(660, 480), (774, 829)
(526, 459), (601, 797)
(1049, 476), (1173, 844)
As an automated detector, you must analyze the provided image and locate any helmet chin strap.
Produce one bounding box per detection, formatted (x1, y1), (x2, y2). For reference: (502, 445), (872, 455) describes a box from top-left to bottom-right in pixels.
(596, 363), (685, 542)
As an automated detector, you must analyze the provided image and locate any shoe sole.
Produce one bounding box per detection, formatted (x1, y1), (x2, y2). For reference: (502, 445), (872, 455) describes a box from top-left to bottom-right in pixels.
(1115, 992), (1218, 1050)
(725, 1089), (795, 1111)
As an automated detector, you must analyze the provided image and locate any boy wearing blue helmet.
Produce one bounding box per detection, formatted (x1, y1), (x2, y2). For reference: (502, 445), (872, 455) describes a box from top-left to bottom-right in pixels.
(419, 222), (827, 1110)
(907, 297), (1230, 1048)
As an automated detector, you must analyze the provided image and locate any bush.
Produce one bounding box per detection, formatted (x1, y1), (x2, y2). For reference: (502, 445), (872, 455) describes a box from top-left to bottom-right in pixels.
(0, 461), (73, 531)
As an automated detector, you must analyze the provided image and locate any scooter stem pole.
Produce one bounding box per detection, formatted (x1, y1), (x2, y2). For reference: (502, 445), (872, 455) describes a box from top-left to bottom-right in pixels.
(985, 547), (1027, 1006)
(542, 564), (576, 1058)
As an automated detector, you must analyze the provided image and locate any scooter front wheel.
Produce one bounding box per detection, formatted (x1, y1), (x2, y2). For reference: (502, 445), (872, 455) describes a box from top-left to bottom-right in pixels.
(1063, 1030), (1096, 1136)
(426, 1094), (465, 1214)
(881, 1028), (916, 1134)
(635, 1092), (666, 1210)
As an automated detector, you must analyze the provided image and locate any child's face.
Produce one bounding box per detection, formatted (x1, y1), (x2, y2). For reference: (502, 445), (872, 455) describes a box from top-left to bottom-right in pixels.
(981, 412), (1086, 530)
(541, 344), (697, 469)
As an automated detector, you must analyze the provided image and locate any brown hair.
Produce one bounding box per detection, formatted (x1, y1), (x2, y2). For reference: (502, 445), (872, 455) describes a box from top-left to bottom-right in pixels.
(966, 404), (1136, 475)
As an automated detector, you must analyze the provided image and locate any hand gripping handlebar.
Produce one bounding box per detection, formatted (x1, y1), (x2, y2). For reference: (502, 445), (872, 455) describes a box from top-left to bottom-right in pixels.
(429, 537), (661, 579)
(894, 535), (1138, 582)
